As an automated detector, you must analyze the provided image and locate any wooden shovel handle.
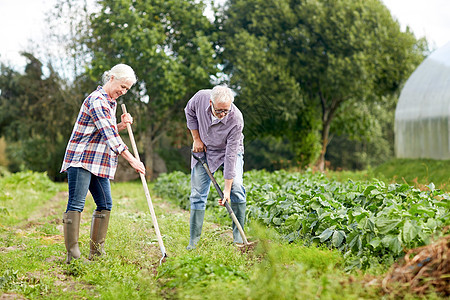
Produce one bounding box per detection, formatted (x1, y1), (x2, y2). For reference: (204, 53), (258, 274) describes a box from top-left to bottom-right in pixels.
(121, 104), (141, 161)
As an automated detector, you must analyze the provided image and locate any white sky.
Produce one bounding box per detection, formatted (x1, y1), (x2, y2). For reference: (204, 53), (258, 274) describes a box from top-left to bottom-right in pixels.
(0, 0), (449, 71)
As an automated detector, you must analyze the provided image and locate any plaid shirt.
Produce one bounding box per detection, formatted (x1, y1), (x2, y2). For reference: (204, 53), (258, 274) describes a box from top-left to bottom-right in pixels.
(60, 86), (128, 179)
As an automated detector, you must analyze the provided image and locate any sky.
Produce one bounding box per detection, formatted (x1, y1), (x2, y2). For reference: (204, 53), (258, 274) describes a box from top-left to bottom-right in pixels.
(0, 0), (449, 71)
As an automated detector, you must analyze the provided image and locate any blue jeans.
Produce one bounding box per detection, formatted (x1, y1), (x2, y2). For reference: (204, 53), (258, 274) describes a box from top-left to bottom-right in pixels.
(190, 153), (246, 210)
(65, 167), (113, 212)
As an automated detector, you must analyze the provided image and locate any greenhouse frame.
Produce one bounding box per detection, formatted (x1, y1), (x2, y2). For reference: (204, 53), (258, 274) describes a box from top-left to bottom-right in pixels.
(395, 42), (450, 159)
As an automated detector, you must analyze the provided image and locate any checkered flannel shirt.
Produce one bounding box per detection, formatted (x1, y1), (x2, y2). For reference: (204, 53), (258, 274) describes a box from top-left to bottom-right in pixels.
(60, 86), (128, 179)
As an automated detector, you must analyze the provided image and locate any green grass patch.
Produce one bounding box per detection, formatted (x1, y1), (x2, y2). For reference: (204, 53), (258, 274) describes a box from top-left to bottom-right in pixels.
(0, 171), (64, 226)
(325, 158), (450, 192)
(372, 158), (450, 190)
(0, 170), (447, 299)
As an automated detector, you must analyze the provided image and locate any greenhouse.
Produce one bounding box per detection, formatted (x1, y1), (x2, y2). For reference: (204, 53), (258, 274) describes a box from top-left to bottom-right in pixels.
(395, 41), (450, 159)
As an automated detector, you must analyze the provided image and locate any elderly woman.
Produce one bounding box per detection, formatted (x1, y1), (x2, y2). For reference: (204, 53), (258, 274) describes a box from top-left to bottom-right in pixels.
(60, 64), (145, 263)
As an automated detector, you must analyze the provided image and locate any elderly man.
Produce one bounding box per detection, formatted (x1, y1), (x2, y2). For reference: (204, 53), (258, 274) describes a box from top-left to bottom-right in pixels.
(184, 85), (246, 249)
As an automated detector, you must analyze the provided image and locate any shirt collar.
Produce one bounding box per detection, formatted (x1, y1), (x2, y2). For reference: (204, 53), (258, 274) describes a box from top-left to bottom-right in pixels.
(206, 102), (232, 125)
(97, 86), (116, 106)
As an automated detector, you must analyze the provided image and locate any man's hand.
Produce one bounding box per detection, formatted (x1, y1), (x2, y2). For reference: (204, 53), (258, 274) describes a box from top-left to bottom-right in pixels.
(192, 139), (206, 153)
(218, 188), (231, 206)
(218, 198), (228, 206)
(190, 129), (206, 152)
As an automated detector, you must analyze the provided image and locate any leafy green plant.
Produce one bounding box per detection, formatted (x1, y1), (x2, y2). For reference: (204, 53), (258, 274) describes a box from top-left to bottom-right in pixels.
(153, 170), (225, 211)
(154, 169), (449, 270)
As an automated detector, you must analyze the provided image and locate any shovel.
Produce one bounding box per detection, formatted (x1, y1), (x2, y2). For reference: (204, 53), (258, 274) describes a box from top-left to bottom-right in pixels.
(121, 104), (167, 264)
(191, 151), (250, 246)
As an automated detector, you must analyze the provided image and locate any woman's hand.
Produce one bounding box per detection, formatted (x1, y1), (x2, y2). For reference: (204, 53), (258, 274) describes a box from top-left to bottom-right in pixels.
(121, 113), (133, 124)
(118, 113), (133, 131)
(121, 150), (146, 174)
(130, 157), (146, 174)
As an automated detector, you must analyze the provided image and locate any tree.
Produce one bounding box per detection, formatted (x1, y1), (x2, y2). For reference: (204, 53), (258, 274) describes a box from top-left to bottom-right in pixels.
(326, 95), (397, 170)
(0, 54), (80, 180)
(46, 0), (95, 81)
(83, 0), (219, 178)
(219, 0), (426, 170)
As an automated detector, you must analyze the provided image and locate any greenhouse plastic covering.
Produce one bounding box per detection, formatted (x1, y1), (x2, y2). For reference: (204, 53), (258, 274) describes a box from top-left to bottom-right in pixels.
(395, 41), (450, 159)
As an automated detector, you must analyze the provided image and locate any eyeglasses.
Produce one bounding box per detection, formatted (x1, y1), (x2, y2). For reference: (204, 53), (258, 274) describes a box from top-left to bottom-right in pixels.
(211, 102), (231, 115)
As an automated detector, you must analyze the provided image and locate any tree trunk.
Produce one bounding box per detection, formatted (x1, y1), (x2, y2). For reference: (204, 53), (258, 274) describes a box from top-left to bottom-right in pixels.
(317, 120), (331, 172)
(316, 93), (341, 172)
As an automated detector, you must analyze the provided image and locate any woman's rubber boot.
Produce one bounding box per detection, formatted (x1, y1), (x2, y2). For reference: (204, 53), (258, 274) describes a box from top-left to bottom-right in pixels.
(89, 210), (111, 260)
(63, 211), (82, 264)
(187, 209), (205, 250)
(231, 203), (246, 244)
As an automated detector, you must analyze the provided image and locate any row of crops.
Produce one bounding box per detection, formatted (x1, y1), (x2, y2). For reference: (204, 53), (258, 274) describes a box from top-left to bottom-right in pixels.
(153, 169), (449, 270)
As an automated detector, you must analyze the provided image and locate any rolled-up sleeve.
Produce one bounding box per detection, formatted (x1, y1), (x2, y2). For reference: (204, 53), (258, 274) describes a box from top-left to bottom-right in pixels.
(223, 123), (243, 179)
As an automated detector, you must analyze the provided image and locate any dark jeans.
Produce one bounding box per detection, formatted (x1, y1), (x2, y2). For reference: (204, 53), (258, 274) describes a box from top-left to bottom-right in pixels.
(65, 167), (112, 212)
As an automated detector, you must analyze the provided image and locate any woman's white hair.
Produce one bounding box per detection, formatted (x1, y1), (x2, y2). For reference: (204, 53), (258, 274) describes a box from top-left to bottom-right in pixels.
(211, 85), (234, 105)
(102, 64), (137, 85)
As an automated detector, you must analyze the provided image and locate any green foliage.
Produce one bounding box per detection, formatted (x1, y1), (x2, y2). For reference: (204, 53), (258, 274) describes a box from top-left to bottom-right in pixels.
(158, 255), (248, 289)
(219, 0), (427, 168)
(62, 259), (86, 277)
(373, 158), (450, 191)
(152, 171), (192, 210)
(156, 146), (190, 174)
(154, 169), (449, 270)
(153, 170), (227, 211)
(0, 56), (81, 181)
(0, 269), (50, 298)
(326, 158), (450, 192)
(85, 0), (218, 177)
(326, 96), (397, 170)
(0, 171), (62, 226)
(248, 170), (448, 269)
(244, 136), (297, 171)
(0, 170), (446, 299)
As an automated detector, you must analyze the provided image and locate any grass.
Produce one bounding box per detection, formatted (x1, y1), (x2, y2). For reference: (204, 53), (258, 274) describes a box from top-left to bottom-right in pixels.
(325, 158), (450, 191)
(0, 171), (65, 226)
(0, 171), (446, 299)
(373, 158), (450, 190)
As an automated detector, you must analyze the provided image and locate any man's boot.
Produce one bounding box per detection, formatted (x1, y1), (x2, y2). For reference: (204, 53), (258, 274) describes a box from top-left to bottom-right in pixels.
(63, 211), (82, 264)
(89, 210), (110, 260)
(231, 203), (246, 244)
(187, 209), (205, 250)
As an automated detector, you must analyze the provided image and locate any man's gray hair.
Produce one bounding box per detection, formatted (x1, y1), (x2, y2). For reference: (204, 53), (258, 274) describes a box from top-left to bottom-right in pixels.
(211, 85), (234, 105)
(102, 64), (137, 85)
